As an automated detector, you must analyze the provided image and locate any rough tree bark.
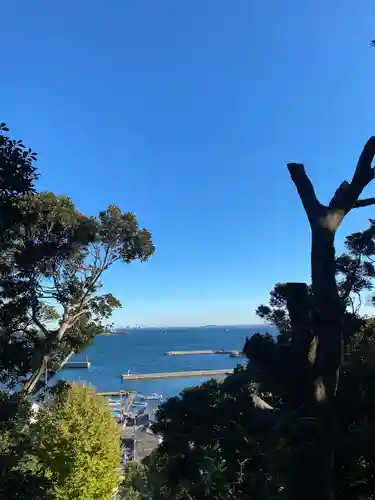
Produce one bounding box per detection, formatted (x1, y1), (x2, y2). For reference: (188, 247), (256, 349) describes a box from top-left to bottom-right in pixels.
(286, 137), (375, 500)
(283, 282), (315, 407)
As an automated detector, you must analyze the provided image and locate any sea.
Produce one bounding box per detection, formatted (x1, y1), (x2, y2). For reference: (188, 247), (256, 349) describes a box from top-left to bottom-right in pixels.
(54, 326), (275, 400)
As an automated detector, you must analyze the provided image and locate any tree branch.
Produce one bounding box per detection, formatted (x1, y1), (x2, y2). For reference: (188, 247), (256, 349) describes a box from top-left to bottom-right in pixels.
(251, 393), (273, 410)
(287, 163), (322, 222)
(351, 137), (375, 193)
(32, 309), (49, 338)
(330, 137), (375, 211)
(74, 244), (113, 313)
(329, 181), (350, 209)
(24, 308), (70, 396)
(353, 197), (375, 208)
(67, 310), (87, 328)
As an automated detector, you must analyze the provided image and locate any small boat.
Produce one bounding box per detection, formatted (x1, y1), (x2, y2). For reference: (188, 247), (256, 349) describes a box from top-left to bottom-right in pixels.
(108, 397), (126, 405)
(138, 392), (163, 401)
(229, 351), (244, 358)
(109, 402), (124, 408)
(131, 401), (148, 407)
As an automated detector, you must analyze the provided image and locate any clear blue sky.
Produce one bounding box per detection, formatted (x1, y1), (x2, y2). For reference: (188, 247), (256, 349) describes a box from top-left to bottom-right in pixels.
(2, 1), (375, 326)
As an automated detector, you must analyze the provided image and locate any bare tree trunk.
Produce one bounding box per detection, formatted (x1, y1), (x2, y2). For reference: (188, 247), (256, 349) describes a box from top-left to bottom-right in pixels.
(311, 223), (343, 404)
(283, 282), (315, 407)
(286, 137), (375, 500)
(23, 319), (71, 396)
(290, 224), (340, 500)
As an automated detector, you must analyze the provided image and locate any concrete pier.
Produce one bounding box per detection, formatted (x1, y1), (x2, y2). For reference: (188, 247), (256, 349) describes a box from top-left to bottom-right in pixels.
(98, 391), (130, 397)
(62, 357), (91, 369)
(166, 349), (242, 356)
(124, 391), (137, 410)
(121, 369), (234, 381)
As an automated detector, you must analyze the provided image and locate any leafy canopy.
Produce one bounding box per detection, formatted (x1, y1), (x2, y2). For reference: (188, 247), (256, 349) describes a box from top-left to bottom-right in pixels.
(27, 384), (122, 500)
(0, 123), (154, 499)
(0, 124), (155, 396)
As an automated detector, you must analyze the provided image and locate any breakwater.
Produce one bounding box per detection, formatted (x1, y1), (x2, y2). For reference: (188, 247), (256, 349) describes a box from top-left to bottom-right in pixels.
(62, 358), (91, 369)
(121, 369), (234, 381)
(98, 390), (131, 397)
(165, 349), (243, 357)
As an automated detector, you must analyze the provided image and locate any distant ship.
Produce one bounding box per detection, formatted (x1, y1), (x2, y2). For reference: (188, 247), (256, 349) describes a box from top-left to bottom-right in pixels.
(112, 328), (129, 334)
(113, 325), (144, 332)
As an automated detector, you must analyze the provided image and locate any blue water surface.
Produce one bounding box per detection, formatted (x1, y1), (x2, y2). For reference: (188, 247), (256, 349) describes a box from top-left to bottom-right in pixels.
(54, 326), (274, 399)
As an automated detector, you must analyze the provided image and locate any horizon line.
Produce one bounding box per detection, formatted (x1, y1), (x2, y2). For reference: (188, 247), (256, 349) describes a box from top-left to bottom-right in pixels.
(112, 323), (274, 330)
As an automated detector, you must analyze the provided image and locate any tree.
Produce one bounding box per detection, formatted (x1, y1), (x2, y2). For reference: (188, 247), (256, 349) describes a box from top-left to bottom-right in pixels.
(0, 123), (154, 498)
(147, 373), (277, 500)
(141, 139), (375, 500)
(145, 312), (375, 499)
(0, 124), (154, 398)
(119, 461), (149, 500)
(0, 123), (49, 499)
(0, 192), (154, 396)
(287, 138), (375, 399)
(0, 120), (37, 248)
(244, 217), (375, 499)
(23, 383), (121, 500)
(283, 138), (375, 499)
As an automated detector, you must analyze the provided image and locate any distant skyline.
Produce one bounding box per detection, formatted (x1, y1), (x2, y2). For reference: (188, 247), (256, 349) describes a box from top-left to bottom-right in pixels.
(113, 323), (267, 329)
(2, 1), (375, 326)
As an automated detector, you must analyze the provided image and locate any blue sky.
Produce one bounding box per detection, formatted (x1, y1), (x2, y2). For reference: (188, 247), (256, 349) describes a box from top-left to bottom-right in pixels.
(2, 0), (375, 326)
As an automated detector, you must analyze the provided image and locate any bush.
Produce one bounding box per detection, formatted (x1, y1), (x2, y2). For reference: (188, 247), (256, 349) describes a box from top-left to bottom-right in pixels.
(30, 384), (121, 500)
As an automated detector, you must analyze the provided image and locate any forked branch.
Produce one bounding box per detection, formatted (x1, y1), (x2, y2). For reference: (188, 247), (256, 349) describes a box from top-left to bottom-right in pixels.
(287, 163), (322, 222)
(330, 137), (375, 212)
(289, 138), (375, 227)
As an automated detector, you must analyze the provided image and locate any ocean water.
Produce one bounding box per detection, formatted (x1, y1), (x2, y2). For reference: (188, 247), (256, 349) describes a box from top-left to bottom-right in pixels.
(54, 326), (274, 399)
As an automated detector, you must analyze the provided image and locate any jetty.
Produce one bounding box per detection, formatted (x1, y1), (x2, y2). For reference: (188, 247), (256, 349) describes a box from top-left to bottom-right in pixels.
(166, 349), (243, 357)
(121, 369), (234, 381)
(62, 357), (91, 369)
(97, 390), (131, 397)
(124, 391), (137, 410)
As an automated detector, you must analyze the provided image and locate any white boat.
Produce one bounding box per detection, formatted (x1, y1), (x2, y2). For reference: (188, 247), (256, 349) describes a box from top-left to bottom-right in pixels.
(108, 396), (126, 404)
(138, 392), (163, 401)
(131, 401), (148, 408)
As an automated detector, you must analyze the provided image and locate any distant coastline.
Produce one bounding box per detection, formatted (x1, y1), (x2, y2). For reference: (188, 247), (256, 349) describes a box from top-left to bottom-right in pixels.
(97, 324), (276, 338)
(109, 324), (273, 331)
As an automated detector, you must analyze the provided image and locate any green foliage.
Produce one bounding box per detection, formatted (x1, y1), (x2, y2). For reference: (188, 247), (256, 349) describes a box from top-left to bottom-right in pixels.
(119, 461), (149, 500)
(141, 221), (375, 499)
(0, 123), (154, 499)
(26, 384), (121, 500)
(147, 373), (277, 500)
(0, 121), (37, 195)
(0, 124), (155, 396)
(0, 392), (51, 500)
(142, 317), (375, 499)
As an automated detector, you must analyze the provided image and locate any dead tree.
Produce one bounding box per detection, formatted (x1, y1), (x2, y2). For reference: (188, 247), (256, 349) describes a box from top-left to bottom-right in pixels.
(286, 137), (375, 500)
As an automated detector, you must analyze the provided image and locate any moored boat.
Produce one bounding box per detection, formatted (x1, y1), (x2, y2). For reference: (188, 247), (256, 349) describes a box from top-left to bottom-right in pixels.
(138, 392), (163, 401)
